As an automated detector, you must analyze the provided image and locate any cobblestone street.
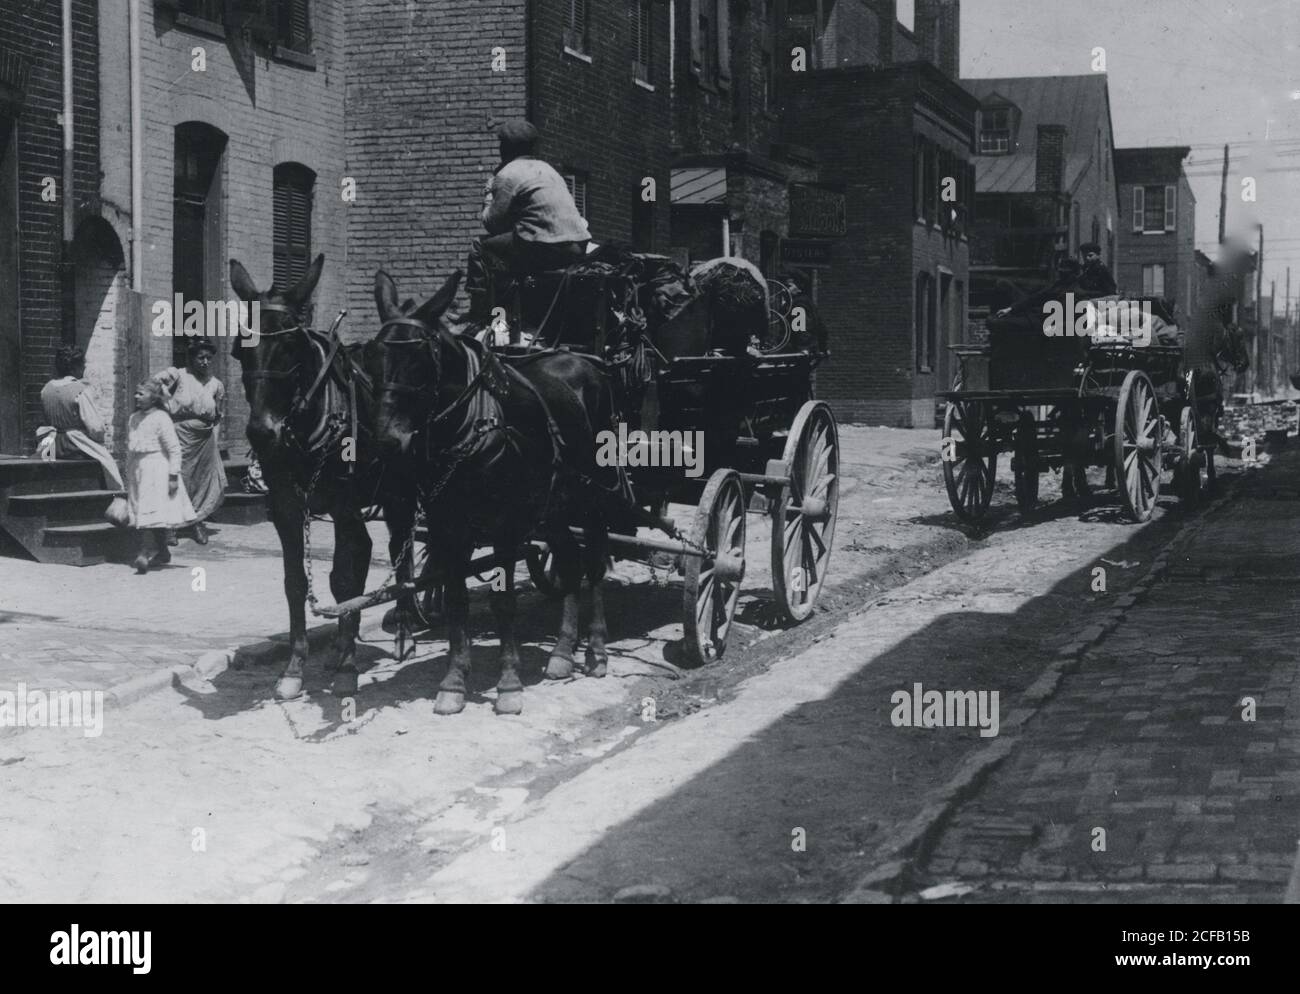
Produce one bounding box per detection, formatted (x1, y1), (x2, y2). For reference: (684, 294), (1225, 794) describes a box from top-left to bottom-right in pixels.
(4, 420), (1293, 903)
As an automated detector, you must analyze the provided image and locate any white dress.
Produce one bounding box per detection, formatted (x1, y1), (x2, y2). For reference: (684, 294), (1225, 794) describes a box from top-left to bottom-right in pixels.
(126, 408), (198, 529)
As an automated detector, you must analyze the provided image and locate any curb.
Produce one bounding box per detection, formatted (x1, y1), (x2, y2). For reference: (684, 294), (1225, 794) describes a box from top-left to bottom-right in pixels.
(841, 471), (1244, 904)
(0, 614), (396, 744)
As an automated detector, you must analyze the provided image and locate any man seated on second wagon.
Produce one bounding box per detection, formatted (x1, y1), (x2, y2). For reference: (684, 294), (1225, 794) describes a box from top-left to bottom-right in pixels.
(463, 121), (591, 330)
(1075, 242), (1118, 296)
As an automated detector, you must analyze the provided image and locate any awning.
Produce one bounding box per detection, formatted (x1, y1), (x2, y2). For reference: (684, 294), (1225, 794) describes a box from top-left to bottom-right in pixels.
(671, 167), (727, 206)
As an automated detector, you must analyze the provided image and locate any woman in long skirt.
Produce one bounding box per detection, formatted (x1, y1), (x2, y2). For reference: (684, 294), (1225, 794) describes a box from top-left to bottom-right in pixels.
(152, 339), (226, 544)
(126, 381), (197, 574)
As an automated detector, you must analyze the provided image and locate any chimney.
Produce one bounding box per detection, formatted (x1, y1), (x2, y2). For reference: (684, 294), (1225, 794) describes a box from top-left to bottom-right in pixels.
(915, 0), (960, 79)
(1036, 125), (1066, 193)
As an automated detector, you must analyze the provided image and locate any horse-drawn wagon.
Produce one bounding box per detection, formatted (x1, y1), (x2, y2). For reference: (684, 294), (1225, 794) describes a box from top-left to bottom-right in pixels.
(460, 252), (841, 667)
(938, 292), (1243, 525)
(229, 250), (840, 712)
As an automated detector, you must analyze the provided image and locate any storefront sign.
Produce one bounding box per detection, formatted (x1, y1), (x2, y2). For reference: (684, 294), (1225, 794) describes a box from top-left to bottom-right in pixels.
(789, 184), (846, 238)
(781, 238), (833, 269)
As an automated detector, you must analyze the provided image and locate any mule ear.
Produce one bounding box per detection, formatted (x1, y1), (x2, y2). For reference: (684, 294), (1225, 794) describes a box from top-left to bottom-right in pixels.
(230, 259), (260, 302)
(414, 270), (463, 325)
(285, 253), (325, 309)
(374, 270), (401, 322)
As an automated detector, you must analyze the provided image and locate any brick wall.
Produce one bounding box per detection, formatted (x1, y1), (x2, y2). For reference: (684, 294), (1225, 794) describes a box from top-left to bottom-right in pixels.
(104, 0), (351, 455)
(532, 0), (673, 250)
(1115, 171), (1196, 316)
(784, 64), (972, 426)
(784, 69), (914, 424)
(345, 0), (526, 326)
(3, 0), (101, 451)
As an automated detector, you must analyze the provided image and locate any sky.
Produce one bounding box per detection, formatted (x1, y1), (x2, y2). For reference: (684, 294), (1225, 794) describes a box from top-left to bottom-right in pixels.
(955, 0), (1300, 313)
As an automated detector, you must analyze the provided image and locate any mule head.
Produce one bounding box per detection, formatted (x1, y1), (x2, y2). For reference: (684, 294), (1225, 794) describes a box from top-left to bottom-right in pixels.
(367, 269), (462, 459)
(229, 254), (324, 451)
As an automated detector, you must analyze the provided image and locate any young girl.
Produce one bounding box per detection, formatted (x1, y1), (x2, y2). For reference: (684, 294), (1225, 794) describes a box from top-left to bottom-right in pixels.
(126, 380), (197, 574)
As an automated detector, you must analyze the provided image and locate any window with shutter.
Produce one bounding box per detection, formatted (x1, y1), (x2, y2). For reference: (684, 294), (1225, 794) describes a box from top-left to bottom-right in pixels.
(273, 163), (314, 291)
(275, 0), (312, 54)
(632, 0), (652, 82)
(565, 0), (589, 54)
(1132, 187), (1144, 233)
(563, 172), (588, 220)
(1164, 185), (1176, 232)
(1139, 185), (1168, 233)
(1142, 263), (1165, 297)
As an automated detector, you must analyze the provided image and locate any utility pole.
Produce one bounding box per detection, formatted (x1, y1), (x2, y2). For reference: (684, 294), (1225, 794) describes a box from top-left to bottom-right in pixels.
(1257, 224), (1265, 395)
(1218, 144), (1229, 244)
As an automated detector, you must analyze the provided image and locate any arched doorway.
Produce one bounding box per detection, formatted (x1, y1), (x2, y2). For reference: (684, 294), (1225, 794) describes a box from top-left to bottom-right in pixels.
(72, 217), (127, 452)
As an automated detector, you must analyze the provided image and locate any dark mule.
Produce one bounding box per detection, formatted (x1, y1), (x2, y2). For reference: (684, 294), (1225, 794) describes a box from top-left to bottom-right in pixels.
(366, 271), (624, 716)
(230, 255), (420, 700)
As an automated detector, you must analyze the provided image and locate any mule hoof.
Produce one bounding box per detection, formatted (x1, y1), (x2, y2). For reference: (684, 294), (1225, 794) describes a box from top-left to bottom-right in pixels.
(545, 655), (575, 680)
(495, 690), (524, 716)
(585, 656), (608, 679)
(275, 676), (303, 700)
(434, 691), (466, 716)
(332, 671), (359, 698)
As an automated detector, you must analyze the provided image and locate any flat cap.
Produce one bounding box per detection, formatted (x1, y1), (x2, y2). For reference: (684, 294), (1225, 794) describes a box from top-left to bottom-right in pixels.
(497, 120), (539, 149)
(1079, 242), (1102, 254)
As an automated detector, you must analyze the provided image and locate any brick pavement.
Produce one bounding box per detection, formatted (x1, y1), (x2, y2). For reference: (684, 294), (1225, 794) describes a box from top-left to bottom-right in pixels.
(919, 450), (1300, 902)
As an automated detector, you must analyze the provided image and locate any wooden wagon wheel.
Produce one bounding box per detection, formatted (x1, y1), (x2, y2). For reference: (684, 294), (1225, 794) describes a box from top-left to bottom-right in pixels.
(525, 542), (564, 600)
(682, 469), (747, 666)
(942, 399), (996, 523)
(770, 400), (839, 624)
(1012, 410), (1039, 515)
(1113, 370), (1162, 522)
(1176, 405), (1201, 509)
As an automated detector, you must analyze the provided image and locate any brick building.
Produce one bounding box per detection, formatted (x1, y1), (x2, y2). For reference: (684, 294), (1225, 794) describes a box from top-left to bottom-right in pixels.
(963, 74), (1120, 314)
(0, 0), (102, 455)
(4, 0), (975, 459)
(1114, 146), (1196, 314)
(1, 0), (348, 456)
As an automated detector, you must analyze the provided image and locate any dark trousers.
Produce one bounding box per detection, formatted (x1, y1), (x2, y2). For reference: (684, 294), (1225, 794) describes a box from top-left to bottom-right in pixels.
(465, 234), (587, 320)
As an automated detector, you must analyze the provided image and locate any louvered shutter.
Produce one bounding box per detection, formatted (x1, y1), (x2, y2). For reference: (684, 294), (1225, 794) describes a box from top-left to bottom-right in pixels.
(632, 1), (651, 80)
(273, 165), (314, 290)
(1132, 187), (1144, 233)
(1164, 184), (1176, 232)
(716, 0), (731, 88)
(565, 0), (587, 52)
(639, 0), (652, 78)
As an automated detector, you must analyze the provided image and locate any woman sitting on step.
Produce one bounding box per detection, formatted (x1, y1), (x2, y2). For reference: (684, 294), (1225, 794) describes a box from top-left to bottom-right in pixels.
(35, 346), (123, 491)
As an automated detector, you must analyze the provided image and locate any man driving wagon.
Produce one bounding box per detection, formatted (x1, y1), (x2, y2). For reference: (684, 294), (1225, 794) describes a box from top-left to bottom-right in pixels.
(464, 120), (591, 331)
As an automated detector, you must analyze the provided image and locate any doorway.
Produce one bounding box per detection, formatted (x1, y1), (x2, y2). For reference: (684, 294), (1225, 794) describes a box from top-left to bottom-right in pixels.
(172, 122), (227, 371)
